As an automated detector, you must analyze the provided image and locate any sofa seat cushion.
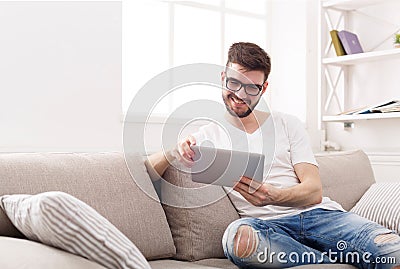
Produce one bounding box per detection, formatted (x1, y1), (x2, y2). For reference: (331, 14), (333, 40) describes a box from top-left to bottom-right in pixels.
(0, 153), (175, 260)
(0, 191), (151, 269)
(192, 258), (238, 269)
(0, 236), (106, 269)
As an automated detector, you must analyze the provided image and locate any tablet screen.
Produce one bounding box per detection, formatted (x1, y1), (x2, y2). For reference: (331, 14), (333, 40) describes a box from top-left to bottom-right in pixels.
(190, 145), (265, 187)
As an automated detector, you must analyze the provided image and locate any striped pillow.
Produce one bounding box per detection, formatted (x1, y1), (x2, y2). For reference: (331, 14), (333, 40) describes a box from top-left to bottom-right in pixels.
(0, 191), (151, 269)
(351, 183), (400, 234)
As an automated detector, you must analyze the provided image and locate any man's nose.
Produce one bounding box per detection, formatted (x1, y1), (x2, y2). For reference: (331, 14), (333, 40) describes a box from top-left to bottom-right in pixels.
(235, 87), (247, 99)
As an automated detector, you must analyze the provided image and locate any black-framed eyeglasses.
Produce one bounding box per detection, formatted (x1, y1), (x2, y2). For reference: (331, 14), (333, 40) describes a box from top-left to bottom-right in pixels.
(225, 77), (264, 96)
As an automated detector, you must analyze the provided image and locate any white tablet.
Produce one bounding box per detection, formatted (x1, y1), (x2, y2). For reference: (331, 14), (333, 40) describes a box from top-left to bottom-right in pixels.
(190, 145), (265, 187)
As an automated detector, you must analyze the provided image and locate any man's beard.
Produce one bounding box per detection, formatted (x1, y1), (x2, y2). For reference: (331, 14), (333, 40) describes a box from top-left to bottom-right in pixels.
(222, 92), (259, 118)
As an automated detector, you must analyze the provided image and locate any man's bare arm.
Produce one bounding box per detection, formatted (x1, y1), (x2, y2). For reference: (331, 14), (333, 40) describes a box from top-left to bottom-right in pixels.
(233, 162), (323, 207)
(145, 135), (197, 180)
(279, 162), (323, 206)
(145, 151), (174, 181)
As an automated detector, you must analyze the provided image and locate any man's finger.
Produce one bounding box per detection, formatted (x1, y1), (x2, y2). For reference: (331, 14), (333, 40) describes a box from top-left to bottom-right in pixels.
(239, 177), (262, 193)
(235, 183), (268, 205)
(234, 181), (258, 195)
(186, 138), (196, 158)
(188, 135), (196, 145)
(180, 143), (194, 159)
(235, 187), (260, 206)
(176, 154), (194, 168)
(186, 142), (196, 158)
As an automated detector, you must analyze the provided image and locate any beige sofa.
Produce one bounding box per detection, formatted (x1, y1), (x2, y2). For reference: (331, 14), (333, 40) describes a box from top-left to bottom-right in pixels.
(0, 150), (375, 269)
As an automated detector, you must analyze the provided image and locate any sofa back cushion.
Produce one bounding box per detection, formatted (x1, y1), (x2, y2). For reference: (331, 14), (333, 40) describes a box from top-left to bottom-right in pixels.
(0, 153), (175, 260)
(161, 164), (240, 261)
(316, 150), (375, 211)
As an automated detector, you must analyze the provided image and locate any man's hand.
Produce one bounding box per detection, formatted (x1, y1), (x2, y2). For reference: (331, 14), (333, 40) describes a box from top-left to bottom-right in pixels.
(146, 135), (197, 179)
(170, 135), (197, 167)
(233, 176), (281, 207)
(233, 163), (323, 208)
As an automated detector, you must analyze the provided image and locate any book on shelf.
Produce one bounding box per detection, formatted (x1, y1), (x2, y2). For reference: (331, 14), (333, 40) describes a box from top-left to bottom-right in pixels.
(339, 100), (400, 115)
(338, 30), (364, 55)
(330, 30), (347, 56)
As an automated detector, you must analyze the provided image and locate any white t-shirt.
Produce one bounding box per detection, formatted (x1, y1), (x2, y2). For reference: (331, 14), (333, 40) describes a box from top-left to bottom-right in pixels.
(191, 111), (344, 220)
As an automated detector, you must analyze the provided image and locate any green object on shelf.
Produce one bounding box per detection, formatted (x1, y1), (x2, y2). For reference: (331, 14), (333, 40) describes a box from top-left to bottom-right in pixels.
(395, 34), (400, 44)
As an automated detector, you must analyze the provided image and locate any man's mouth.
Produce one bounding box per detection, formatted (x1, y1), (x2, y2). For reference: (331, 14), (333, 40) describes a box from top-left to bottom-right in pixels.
(230, 95), (246, 105)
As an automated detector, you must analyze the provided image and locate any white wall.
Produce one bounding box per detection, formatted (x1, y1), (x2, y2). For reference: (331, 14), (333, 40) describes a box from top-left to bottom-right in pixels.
(305, 0), (322, 153)
(267, 0), (308, 123)
(0, 1), (122, 152)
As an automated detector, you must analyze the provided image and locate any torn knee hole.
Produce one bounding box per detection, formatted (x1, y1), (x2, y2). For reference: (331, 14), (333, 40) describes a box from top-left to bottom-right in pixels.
(374, 233), (400, 245)
(233, 225), (259, 258)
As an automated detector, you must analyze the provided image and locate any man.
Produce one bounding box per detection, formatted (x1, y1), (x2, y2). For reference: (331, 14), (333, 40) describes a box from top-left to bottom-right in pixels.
(147, 42), (400, 268)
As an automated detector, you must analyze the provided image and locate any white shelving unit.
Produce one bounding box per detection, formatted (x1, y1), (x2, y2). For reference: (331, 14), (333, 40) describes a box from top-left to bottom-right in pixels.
(322, 48), (400, 66)
(319, 0), (400, 126)
(323, 112), (400, 122)
(322, 0), (395, 10)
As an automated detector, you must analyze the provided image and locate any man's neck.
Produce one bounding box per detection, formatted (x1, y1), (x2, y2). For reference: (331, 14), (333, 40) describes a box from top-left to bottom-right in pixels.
(225, 110), (269, 134)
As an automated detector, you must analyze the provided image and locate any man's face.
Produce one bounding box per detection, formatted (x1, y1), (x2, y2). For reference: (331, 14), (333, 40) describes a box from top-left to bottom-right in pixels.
(222, 63), (267, 118)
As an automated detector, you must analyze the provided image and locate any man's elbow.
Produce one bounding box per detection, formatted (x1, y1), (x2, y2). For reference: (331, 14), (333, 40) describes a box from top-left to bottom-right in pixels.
(311, 187), (323, 205)
(144, 159), (162, 181)
(313, 193), (323, 205)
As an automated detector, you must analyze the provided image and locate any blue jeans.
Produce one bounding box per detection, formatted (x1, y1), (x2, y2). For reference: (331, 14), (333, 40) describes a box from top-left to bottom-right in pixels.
(222, 209), (400, 268)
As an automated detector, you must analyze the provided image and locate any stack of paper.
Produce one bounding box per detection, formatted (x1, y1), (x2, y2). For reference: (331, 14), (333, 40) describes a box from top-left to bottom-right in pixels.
(339, 100), (400, 115)
(371, 101), (400, 113)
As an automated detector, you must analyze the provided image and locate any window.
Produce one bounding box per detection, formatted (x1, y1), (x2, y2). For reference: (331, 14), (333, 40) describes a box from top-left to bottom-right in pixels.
(123, 0), (269, 118)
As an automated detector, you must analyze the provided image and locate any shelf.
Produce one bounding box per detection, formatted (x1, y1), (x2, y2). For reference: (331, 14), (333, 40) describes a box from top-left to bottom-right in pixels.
(322, 0), (395, 10)
(322, 49), (400, 66)
(323, 112), (400, 122)
(320, 0), (400, 130)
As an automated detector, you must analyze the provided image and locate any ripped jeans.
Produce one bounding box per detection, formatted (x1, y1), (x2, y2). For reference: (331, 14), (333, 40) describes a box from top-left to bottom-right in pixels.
(222, 209), (400, 269)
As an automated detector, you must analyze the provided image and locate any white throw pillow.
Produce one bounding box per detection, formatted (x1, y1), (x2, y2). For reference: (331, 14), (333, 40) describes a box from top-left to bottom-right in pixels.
(351, 183), (400, 234)
(0, 191), (151, 269)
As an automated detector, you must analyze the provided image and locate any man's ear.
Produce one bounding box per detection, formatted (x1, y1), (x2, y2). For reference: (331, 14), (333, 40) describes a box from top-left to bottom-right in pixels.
(261, 81), (268, 95)
(221, 71), (226, 83)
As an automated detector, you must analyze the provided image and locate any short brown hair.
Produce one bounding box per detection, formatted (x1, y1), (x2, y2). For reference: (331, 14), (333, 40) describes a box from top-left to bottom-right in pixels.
(226, 42), (271, 81)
